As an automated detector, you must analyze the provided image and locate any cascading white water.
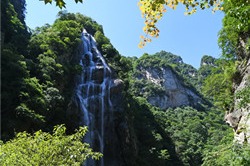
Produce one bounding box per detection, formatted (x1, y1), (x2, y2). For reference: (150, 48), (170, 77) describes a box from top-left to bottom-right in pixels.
(76, 29), (112, 166)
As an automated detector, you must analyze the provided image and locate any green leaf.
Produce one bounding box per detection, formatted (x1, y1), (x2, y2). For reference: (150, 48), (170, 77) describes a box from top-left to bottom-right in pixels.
(56, 0), (66, 9)
(44, 0), (52, 4)
(75, 0), (83, 3)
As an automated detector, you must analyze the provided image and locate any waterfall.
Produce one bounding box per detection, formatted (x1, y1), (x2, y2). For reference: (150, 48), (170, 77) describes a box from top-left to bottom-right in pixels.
(76, 29), (113, 166)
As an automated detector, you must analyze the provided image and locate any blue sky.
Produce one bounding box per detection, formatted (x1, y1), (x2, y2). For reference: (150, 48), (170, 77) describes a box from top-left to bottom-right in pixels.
(25, 0), (224, 68)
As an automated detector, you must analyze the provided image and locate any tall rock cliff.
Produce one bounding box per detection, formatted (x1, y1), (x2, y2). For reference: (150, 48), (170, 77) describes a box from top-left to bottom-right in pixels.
(137, 66), (202, 109)
(225, 21), (250, 144)
(130, 52), (204, 110)
(225, 58), (250, 144)
(224, 29), (250, 144)
(218, 0), (250, 144)
(234, 58), (250, 144)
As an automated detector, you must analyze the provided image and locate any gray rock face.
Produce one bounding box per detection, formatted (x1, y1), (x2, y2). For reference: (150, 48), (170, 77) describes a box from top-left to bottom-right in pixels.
(225, 59), (250, 144)
(137, 66), (203, 109)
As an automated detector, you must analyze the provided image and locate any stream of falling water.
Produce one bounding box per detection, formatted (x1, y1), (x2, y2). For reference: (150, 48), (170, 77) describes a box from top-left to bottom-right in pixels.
(76, 29), (112, 166)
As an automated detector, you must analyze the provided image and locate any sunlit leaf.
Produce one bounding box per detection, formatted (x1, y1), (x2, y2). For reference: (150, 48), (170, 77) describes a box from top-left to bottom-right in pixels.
(56, 0), (66, 9)
(138, 0), (224, 48)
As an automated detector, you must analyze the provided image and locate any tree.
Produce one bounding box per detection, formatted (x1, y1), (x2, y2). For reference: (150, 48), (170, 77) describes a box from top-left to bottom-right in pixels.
(0, 125), (102, 166)
(41, 0), (224, 47)
(1, 0), (30, 53)
(137, 0), (224, 47)
(1, 0), (31, 140)
(218, 0), (250, 59)
(201, 59), (236, 110)
(42, 1), (249, 50)
(42, 0), (83, 8)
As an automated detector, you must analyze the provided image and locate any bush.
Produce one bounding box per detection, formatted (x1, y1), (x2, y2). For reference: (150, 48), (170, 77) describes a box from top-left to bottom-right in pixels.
(0, 125), (102, 166)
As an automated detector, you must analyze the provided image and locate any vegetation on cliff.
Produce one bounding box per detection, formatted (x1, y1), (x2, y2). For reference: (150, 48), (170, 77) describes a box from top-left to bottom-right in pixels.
(1, 0), (249, 165)
(1, 1), (120, 164)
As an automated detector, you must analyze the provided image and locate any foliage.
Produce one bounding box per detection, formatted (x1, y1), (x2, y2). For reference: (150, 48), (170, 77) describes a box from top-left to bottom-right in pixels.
(128, 92), (231, 166)
(235, 85), (250, 109)
(130, 51), (200, 98)
(1, 7), (127, 140)
(1, 0), (32, 140)
(125, 52), (233, 165)
(163, 106), (231, 166)
(1, 49), (29, 113)
(40, 0), (224, 47)
(26, 11), (122, 134)
(15, 77), (48, 130)
(3, 1), (249, 166)
(203, 141), (250, 166)
(43, 0), (83, 8)
(201, 59), (236, 110)
(94, 29), (122, 72)
(56, 11), (104, 35)
(54, 11), (123, 76)
(218, 0), (250, 59)
(200, 55), (216, 66)
(162, 107), (208, 165)
(0, 125), (102, 166)
(137, 0), (223, 47)
(130, 79), (165, 98)
(40, 0), (249, 51)
(1, 0), (30, 53)
(197, 55), (217, 88)
(128, 96), (182, 166)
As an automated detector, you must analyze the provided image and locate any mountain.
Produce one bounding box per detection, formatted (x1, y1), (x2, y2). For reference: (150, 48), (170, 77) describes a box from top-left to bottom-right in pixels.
(1, 1), (249, 165)
(124, 52), (231, 165)
(129, 51), (208, 110)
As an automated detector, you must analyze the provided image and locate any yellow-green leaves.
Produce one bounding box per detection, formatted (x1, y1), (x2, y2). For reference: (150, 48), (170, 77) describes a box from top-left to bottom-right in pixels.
(138, 0), (166, 48)
(41, 0), (223, 47)
(138, 0), (224, 48)
(56, 0), (66, 8)
(0, 125), (102, 166)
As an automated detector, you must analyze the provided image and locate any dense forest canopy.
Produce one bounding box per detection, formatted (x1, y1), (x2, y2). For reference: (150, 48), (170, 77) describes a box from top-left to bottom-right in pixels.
(1, 0), (250, 166)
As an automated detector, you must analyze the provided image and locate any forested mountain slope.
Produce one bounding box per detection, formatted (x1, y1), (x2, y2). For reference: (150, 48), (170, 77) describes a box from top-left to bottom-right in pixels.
(129, 52), (204, 109)
(1, 0), (250, 166)
(125, 52), (233, 166)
